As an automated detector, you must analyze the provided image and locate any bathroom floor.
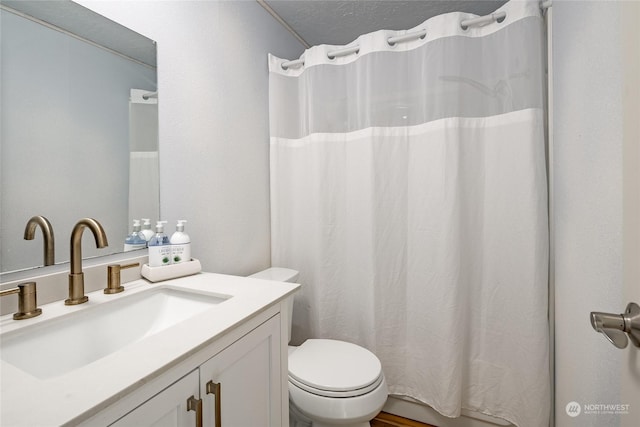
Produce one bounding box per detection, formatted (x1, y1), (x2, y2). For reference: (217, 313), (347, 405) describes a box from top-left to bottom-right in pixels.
(371, 412), (437, 427)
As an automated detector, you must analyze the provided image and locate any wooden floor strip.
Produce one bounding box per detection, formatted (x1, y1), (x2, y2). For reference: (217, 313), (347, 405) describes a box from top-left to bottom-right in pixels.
(371, 411), (438, 427)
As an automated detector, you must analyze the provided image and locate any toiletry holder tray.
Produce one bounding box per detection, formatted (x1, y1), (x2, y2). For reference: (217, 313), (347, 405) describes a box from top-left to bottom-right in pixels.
(141, 258), (202, 283)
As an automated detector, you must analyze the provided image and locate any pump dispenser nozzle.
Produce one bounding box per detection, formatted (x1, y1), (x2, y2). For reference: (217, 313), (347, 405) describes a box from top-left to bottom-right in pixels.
(170, 220), (191, 264)
(124, 219), (146, 251)
(148, 221), (171, 267)
(140, 218), (154, 241)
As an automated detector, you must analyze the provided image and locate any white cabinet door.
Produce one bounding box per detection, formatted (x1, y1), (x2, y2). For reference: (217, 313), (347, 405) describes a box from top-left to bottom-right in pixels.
(109, 370), (201, 427)
(106, 314), (282, 427)
(200, 315), (282, 427)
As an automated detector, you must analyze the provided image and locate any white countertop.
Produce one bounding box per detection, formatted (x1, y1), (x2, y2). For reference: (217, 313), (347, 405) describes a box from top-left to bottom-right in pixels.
(0, 272), (299, 426)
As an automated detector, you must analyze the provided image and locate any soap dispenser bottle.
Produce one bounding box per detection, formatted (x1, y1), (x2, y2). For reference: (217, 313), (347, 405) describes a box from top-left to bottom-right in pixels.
(140, 218), (154, 242)
(170, 220), (191, 264)
(124, 219), (147, 251)
(148, 221), (171, 267)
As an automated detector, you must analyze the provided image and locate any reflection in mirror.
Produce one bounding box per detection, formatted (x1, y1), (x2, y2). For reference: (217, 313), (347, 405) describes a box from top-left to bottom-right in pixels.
(0, 0), (159, 274)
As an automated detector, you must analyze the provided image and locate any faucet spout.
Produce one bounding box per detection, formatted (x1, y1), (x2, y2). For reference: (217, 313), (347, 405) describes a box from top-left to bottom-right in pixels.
(66, 218), (108, 305)
(23, 215), (55, 266)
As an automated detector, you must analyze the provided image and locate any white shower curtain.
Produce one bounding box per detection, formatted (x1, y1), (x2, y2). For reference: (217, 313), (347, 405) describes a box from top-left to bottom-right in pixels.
(128, 89), (159, 222)
(269, 1), (549, 426)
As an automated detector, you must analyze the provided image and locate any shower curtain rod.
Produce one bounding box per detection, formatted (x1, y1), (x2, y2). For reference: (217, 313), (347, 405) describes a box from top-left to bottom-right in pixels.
(281, 0), (552, 70)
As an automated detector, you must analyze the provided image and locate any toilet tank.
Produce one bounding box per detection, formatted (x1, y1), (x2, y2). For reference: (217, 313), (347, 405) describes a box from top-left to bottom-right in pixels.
(249, 267), (299, 283)
(248, 268), (299, 343)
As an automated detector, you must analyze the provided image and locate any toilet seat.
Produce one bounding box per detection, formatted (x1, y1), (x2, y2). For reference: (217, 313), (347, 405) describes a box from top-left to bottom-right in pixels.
(289, 372), (384, 398)
(288, 339), (383, 398)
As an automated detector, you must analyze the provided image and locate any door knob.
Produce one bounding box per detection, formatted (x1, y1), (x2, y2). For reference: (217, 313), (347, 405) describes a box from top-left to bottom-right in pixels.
(590, 302), (640, 349)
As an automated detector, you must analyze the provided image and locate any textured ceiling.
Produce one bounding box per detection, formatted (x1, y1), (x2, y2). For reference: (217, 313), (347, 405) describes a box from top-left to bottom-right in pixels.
(264, 0), (509, 47)
(2, 0), (156, 67)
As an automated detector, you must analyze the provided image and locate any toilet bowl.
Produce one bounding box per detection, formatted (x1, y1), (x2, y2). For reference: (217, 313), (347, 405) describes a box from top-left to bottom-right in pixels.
(249, 268), (388, 427)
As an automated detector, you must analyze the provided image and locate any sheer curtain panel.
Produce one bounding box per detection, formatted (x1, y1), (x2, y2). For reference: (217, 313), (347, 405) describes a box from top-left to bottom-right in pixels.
(269, 1), (549, 426)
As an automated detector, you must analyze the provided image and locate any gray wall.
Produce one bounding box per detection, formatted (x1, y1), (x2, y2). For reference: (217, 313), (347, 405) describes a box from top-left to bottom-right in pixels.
(76, 0), (304, 275)
(554, 1), (640, 426)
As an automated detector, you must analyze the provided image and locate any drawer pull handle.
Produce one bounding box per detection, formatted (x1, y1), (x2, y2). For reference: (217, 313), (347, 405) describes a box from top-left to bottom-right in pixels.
(206, 380), (222, 427)
(186, 395), (203, 427)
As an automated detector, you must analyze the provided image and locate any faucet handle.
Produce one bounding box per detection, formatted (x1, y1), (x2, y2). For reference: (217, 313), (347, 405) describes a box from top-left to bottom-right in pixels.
(0, 282), (43, 320)
(105, 262), (140, 294)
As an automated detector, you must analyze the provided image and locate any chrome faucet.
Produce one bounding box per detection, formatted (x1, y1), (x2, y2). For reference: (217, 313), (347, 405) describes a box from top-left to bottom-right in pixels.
(66, 218), (108, 305)
(23, 215), (55, 266)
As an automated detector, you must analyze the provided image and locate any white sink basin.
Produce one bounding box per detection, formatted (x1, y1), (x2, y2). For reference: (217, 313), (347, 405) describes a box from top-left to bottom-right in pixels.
(0, 287), (229, 379)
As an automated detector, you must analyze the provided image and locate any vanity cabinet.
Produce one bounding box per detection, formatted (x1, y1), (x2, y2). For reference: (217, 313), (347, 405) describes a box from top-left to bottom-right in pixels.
(108, 315), (282, 427)
(200, 314), (282, 426)
(110, 371), (200, 427)
(1, 273), (297, 427)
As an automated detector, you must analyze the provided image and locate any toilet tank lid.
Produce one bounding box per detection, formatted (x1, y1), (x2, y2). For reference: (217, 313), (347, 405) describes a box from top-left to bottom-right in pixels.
(249, 267), (299, 283)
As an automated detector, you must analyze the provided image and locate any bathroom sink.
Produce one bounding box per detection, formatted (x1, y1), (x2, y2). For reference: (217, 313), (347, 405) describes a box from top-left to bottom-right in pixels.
(0, 287), (229, 379)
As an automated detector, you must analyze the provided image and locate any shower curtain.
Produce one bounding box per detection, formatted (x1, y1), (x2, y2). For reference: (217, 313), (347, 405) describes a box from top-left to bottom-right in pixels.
(128, 89), (159, 222)
(269, 1), (549, 426)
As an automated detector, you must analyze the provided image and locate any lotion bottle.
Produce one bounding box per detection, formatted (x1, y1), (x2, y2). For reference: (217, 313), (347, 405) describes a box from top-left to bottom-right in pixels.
(140, 218), (154, 242)
(148, 221), (171, 267)
(170, 220), (191, 264)
(124, 219), (147, 251)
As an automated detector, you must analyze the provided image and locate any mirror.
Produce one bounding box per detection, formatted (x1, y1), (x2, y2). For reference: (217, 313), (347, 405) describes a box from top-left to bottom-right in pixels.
(0, 0), (159, 274)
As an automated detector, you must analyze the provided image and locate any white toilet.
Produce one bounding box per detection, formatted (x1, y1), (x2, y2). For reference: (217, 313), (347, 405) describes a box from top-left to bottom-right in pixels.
(249, 268), (388, 427)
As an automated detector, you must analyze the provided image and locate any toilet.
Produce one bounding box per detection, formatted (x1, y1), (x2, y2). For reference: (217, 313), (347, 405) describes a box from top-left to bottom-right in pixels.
(249, 268), (388, 427)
